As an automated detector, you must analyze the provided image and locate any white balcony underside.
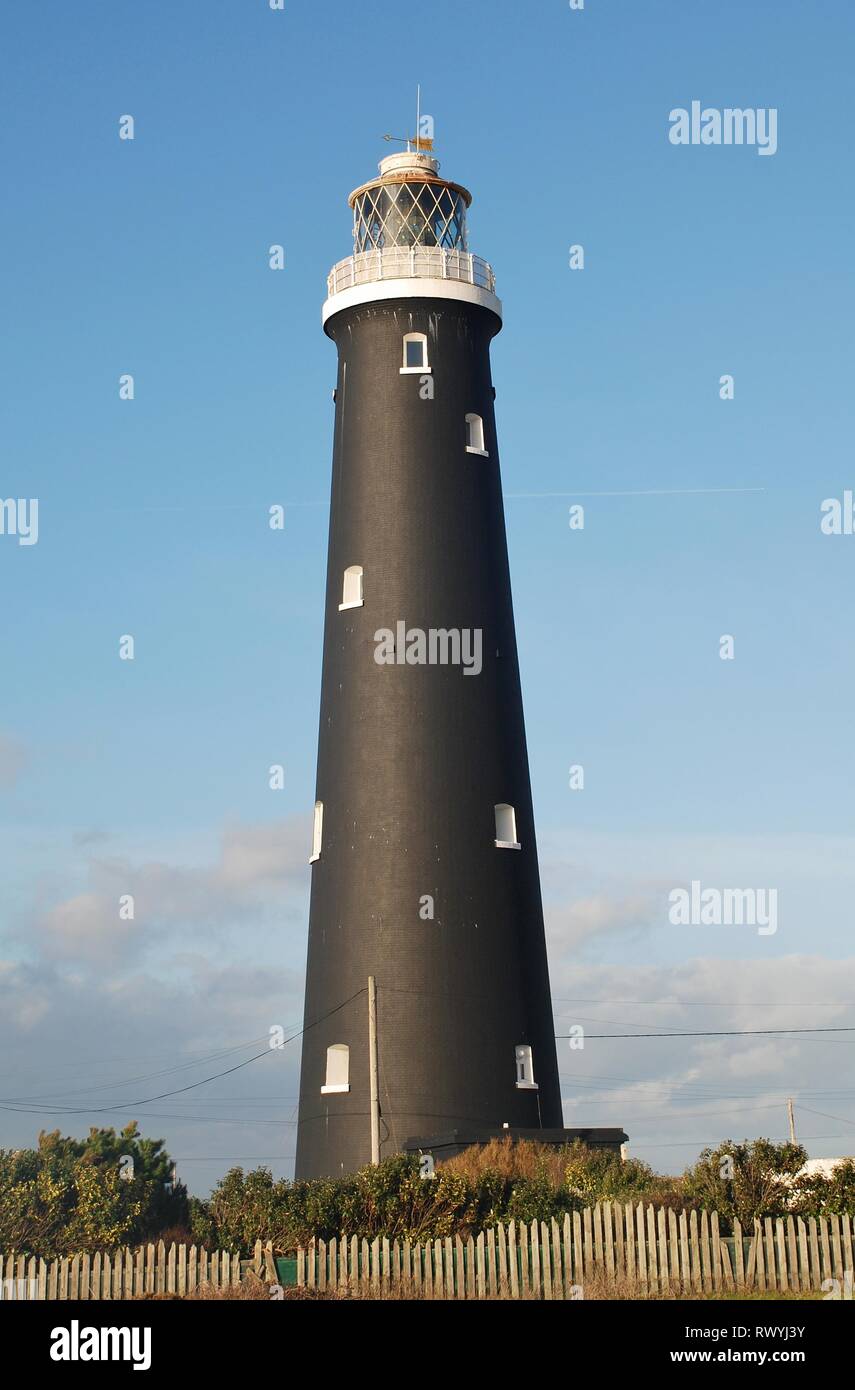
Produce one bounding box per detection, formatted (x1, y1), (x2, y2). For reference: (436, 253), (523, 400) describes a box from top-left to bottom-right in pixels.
(323, 247), (502, 325)
(323, 276), (503, 325)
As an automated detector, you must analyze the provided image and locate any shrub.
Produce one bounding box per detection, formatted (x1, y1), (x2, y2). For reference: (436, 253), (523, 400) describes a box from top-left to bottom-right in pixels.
(563, 1143), (665, 1205)
(789, 1159), (855, 1219)
(682, 1139), (807, 1230)
(0, 1123), (188, 1258)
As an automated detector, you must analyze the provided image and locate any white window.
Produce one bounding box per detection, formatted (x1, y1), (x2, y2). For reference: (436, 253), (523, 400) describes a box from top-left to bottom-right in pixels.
(515, 1045), (537, 1090)
(321, 1043), (350, 1094)
(339, 565), (363, 611)
(309, 800), (323, 863)
(401, 332), (429, 374)
(494, 803), (520, 849)
(465, 413), (488, 456)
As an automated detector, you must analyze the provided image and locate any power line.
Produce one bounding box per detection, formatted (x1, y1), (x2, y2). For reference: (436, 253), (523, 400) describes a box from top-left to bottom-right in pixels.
(0, 1035), (281, 1105)
(0, 990), (365, 1119)
(552, 998), (853, 1008)
(559, 1070), (855, 1098)
(797, 1105), (855, 1130)
(556, 1027), (855, 1040)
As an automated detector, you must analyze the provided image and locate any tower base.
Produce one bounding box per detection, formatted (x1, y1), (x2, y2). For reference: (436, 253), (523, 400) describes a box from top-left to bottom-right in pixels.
(403, 1126), (629, 1163)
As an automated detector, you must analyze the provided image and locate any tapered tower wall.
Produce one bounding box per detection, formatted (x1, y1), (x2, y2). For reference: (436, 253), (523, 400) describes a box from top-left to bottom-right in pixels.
(294, 153), (563, 1180)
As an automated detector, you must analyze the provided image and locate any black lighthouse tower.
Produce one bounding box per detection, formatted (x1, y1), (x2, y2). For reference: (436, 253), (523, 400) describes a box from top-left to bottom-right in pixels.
(295, 146), (597, 1180)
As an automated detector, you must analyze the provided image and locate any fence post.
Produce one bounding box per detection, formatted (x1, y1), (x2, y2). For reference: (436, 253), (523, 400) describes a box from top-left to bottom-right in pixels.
(624, 1204), (636, 1283)
(507, 1228), (518, 1300)
(613, 1202), (625, 1280)
(658, 1208), (670, 1292)
(603, 1203), (615, 1282)
(808, 1217), (820, 1288)
(732, 1219), (744, 1287)
(561, 1215), (573, 1298)
(425, 1239), (439, 1301)
(754, 1220), (766, 1291)
(699, 1210), (711, 1293)
(497, 1224), (508, 1299)
(841, 1215), (853, 1291)
(573, 1211), (585, 1289)
(636, 1204), (648, 1292)
(517, 1223), (531, 1295)
(689, 1211), (702, 1293)
(830, 1214), (844, 1283)
(796, 1218), (809, 1291)
(540, 1223), (552, 1301)
(646, 1205), (659, 1293)
(551, 1219), (562, 1299)
(763, 1218), (777, 1291)
(593, 1203), (604, 1272)
(786, 1217), (799, 1293)
(776, 1219), (788, 1292)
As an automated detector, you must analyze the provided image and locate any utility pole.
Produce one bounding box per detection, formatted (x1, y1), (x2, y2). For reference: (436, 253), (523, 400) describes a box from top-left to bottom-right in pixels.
(787, 1098), (796, 1144)
(368, 976), (380, 1164)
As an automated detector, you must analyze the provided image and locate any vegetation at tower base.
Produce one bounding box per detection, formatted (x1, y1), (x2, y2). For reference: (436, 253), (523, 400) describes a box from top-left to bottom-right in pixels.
(4, 1130), (852, 1259)
(190, 1138), (855, 1256)
(0, 1123), (188, 1257)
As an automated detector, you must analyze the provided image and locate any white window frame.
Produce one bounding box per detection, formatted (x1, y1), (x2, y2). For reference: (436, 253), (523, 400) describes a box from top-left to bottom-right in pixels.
(465, 413), (488, 456)
(515, 1044), (538, 1090)
(494, 802), (521, 850)
(400, 332), (430, 375)
(309, 800), (323, 863)
(321, 1043), (350, 1094)
(339, 564), (364, 611)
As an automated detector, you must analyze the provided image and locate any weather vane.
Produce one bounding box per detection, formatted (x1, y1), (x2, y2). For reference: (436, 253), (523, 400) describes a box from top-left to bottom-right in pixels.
(382, 84), (434, 153)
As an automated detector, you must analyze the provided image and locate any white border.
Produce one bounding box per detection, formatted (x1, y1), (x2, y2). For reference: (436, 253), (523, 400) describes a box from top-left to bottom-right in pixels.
(323, 277), (503, 326)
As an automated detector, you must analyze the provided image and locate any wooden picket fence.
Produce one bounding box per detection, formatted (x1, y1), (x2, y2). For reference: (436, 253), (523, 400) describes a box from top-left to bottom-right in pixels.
(2, 1203), (853, 1299)
(296, 1203), (855, 1299)
(0, 1242), (245, 1300)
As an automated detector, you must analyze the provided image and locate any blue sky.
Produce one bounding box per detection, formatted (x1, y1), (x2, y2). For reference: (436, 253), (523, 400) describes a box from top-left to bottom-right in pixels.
(1, 0), (854, 1192)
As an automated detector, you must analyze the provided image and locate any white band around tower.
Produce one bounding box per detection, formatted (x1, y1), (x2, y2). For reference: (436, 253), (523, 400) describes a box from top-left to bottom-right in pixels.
(323, 277), (502, 326)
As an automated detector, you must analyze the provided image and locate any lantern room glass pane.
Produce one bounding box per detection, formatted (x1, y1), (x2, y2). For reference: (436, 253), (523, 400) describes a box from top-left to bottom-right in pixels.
(353, 183), (467, 253)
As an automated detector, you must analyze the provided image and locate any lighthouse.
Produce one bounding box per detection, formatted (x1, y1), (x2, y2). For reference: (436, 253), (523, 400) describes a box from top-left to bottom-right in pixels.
(294, 142), (623, 1179)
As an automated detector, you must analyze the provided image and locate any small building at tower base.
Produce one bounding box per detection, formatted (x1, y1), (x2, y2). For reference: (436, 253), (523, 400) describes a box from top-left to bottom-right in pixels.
(404, 1126), (629, 1164)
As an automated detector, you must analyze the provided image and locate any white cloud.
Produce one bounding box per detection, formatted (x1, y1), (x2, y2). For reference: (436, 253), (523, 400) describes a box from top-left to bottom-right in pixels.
(32, 818), (310, 962)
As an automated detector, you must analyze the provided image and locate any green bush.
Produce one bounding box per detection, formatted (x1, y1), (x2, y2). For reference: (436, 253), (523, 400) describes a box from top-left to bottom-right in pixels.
(0, 1123), (188, 1258)
(563, 1143), (663, 1205)
(790, 1159), (855, 1219)
(681, 1139), (807, 1230)
(7, 1129), (849, 1257)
